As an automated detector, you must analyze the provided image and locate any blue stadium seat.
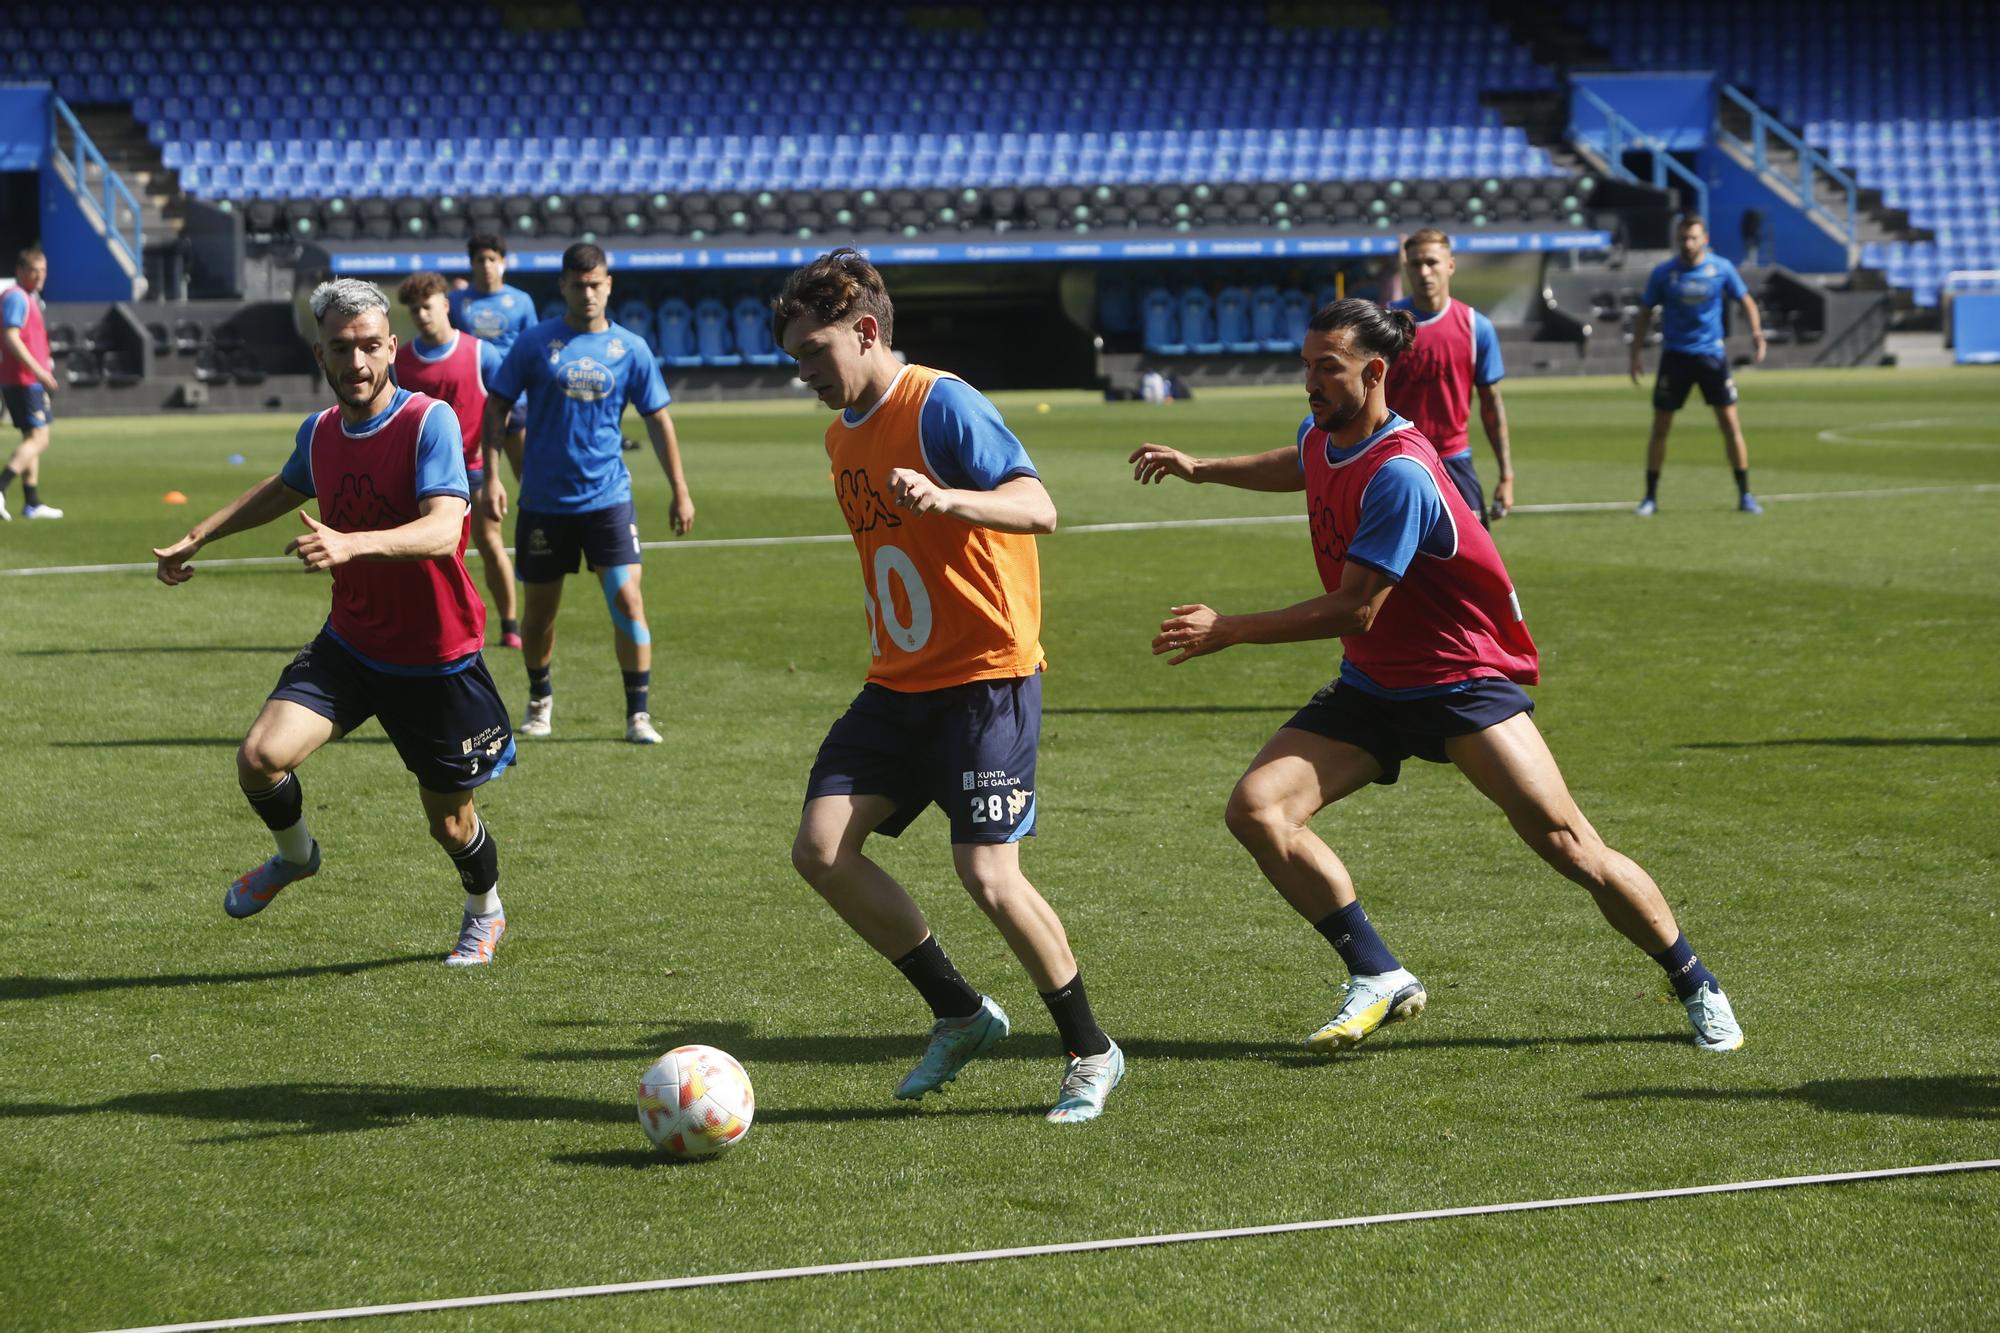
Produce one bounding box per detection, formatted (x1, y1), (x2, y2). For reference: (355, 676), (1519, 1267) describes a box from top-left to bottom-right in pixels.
(1280, 289), (1312, 347)
(695, 298), (742, 366)
(1141, 288), (1184, 356)
(732, 296), (783, 366)
(654, 299), (702, 368)
(616, 299), (655, 352)
(1215, 287), (1260, 354)
(1179, 287), (1221, 356)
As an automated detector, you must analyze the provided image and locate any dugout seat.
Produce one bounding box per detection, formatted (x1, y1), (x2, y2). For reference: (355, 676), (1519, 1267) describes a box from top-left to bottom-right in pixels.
(1180, 287), (1222, 356)
(694, 298), (742, 366)
(654, 299), (703, 368)
(1141, 287), (1185, 356)
(732, 296), (784, 366)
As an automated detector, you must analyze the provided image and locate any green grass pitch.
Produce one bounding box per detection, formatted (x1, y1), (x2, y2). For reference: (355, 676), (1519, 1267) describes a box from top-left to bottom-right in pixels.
(1, 367), (1995, 1329)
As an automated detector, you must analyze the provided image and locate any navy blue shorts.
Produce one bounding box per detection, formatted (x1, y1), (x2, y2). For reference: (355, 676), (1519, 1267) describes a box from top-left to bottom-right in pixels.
(467, 466), (485, 494)
(1283, 677), (1534, 785)
(506, 398), (528, 433)
(515, 502), (641, 582)
(2, 384), (51, 431)
(1653, 350), (1738, 411)
(268, 630), (515, 793)
(805, 674), (1041, 844)
(1440, 452), (1487, 528)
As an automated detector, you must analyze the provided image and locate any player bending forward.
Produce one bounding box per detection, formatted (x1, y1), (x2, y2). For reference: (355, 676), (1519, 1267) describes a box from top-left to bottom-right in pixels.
(776, 249), (1125, 1122)
(152, 279), (515, 967)
(1129, 298), (1744, 1053)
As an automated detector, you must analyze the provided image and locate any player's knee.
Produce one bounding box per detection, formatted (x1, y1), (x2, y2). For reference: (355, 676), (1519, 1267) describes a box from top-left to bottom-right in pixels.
(1224, 784), (1280, 849)
(236, 737), (288, 784)
(427, 806), (477, 848)
(790, 830), (840, 887)
(955, 862), (1023, 917)
(1530, 824), (1606, 885)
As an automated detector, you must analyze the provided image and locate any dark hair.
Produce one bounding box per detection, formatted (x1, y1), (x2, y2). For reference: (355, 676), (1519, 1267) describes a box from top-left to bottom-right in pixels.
(770, 247), (895, 345)
(396, 270), (448, 307)
(16, 243), (44, 267)
(1307, 298), (1417, 366)
(562, 241), (608, 275)
(1678, 214), (1708, 234)
(467, 232), (505, 260)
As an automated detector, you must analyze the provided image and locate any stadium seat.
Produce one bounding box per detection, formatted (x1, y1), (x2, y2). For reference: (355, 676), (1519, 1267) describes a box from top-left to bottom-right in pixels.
(694, 298), (742, 366)
(1215, 287), (1260, 354)
(1179, 287), (1222, 356)
(616, 299), (655, 351)
(1141, 287), (1184, 356)
(732, 296), (784, 366)
(655, 299), (703, 368)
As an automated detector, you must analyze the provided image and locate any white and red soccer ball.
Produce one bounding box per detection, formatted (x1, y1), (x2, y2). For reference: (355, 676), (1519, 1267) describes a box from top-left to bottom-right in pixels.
(636, 1044), (754, 1158)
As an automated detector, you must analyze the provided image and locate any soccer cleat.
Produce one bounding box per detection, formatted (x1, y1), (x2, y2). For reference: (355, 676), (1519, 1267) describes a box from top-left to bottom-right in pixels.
(1737, 492), (1764, 515)
(444, 909), (507, 967)
(895, 996), (1010, 1099)
(500, 631), (524, 650)
(1046, 1040), (1126, 1124)
(1634, 497), (1658, 517)
(626, 711), (662, 744)
(23, 503), (63, 519)
(1305, 967), (1427, 1052)
(0, 491), (10, 520)
(224, 841), (321, 918)
(518, 696), (552, 737)
(1684, 984), (1745, 1052)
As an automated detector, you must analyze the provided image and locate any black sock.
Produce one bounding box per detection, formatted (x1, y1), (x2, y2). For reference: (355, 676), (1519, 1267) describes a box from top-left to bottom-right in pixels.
(447, 820), (500, 896)
(527, 665), (552, 699)
(244, 772), (304, 832)
(1313, 901), (1400, 976)
(21, 482), (39, 507)
(890, 935), (981, 1021)
(500, 617), (520, 638)
(1733, 468), (1750, 496)
(623, 669), (650, 715)
(0, 467), (14, 493)
(1649, 933), (1720, 1001)
(1645, 469), (1661, 501)
(1040, 970), (1113, 1057)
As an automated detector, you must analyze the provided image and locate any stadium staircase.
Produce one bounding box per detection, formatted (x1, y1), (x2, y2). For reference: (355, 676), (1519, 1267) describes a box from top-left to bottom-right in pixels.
(69, 104), (187, 295)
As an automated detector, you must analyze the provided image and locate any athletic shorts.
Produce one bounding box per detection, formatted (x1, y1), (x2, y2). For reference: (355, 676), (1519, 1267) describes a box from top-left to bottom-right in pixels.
(268, 630), (515, 793)
(1, 384), (51, 430)
(1653, 350), (1738, 411)
(1439, 451), (1487, 528)
(466, 465), (485, 494)
(1283, 677), (1534, 785)
(515, 501), (641, 581)
(506, 398), (528, 433)
(805, 674), (1041, 844)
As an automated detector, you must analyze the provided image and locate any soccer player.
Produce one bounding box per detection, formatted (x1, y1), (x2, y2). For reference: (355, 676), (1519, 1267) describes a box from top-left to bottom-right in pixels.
(480, 242), (694, 744)
(150, 279), (515, 966)
(1128, 298), (1744, 1054)
(775, 249), (1125, 1123)
(0, 244), (63, 520)
(395, 270), (522, 649)
(449, 232), (536, 481)
(1384, 229), (1513, 523)
(1629, 216), (1767, 515)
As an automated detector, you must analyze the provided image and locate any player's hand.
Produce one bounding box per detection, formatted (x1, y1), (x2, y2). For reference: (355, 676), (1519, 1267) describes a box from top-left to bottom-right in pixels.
(1752, 334), (1767, 365)
(671, 491), (695, 536)
(1129, 443), (1197, 484)
(152, 534), (203, 586)
(1627, 351), (1643, 386)
(1492, 475), (1514, 518)
(41, 372), (59, 394)
(284, 510), (354, 571)
(887, 467), (950, 517)
(481, 475), (508, 522)
(1153, 603), (1230, 665)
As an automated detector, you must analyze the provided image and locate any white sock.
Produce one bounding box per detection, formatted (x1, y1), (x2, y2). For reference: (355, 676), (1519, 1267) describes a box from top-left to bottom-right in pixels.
(465, 888), (501, 918)
(273, 821), (314, 865)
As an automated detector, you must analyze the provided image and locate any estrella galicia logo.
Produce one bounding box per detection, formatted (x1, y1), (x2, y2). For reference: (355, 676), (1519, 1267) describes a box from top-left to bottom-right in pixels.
(1309, 493), (1346, 565)
(835, 468), (901, 534)
(561, 357), (614, 403)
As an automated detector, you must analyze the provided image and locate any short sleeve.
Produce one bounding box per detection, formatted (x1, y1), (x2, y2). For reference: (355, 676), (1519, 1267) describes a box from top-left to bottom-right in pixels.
(1294, 414), (1315, 472)
(919, 378), (1037, 491)
(1721, 260), (1749, 300)
(413, 401), (470, 500)
(1641, 265), (1666, 309)
(280, 415), (317, 496)
(487, 331), (532, 404)
(0, 289), (26, 328)
(1472, 311), (1505, 385)
(447, 289), (470, 334)
(625, 338), (671, 414)
(479, 339), (504, 384)
(1346, 457), (1446, 582)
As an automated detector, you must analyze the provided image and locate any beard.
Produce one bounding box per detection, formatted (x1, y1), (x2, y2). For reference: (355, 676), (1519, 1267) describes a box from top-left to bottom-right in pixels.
(1314, 398), (1363, 432)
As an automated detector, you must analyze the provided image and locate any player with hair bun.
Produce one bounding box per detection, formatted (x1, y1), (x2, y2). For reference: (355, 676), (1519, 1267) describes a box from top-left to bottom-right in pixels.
(1130, 297), (1745, 1055)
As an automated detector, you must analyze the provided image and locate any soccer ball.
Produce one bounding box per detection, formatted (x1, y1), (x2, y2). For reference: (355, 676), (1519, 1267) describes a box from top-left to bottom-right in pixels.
(636, 1044), (755, 1158)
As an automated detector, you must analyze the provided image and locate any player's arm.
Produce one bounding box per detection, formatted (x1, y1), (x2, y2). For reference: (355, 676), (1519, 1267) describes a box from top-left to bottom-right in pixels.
(887, 470), (1056, 534)
(1, 325), (58, 392)
(1129, 443), (1305, 491)
(641, 405), (694, 535)
(1628, 307), (1652, 385)
(285, 494), (469, 570)
(1152, 561), (1396, 665)
(152, 473), (307, 584)
(1476, 382), (1514, 515)
(1739, 292), (1767, 364)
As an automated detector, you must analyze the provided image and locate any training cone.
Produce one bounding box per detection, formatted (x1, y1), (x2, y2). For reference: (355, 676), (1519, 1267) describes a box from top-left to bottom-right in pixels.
(163, 491), (188, 505)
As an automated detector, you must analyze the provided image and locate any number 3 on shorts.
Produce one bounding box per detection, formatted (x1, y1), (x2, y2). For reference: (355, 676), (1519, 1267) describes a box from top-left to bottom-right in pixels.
(862, 543), (933, 657)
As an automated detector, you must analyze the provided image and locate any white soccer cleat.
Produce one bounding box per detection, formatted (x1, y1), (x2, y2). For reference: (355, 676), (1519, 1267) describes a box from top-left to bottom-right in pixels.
(22, 503), (63, 519)
(0, 491), (10, 520)
(625, 711), (662, 744)
(518, 696), (552, 738)
(1046, 1041), (1126, 1124)
(1305, 967), (1427, 1052)
(1684, 984), (1745, 1053)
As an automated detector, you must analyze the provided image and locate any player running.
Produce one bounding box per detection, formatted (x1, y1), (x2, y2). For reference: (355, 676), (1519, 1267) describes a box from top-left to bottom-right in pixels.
(150, 279), (515, 967)
(1630, 216), (1767, 515)
(1129, 298), (1744, 1054)
(775, 249), (1125, 1123)
(1384, 229), (1513, 523)
(450, 232), (536, 486)
(480, 243), (694, 745)
(0, 245), (63, 521)
(395, 271), (521, 649)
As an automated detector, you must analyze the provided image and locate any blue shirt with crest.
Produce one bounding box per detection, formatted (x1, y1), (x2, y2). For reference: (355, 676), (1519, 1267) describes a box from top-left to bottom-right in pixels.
(487, 317), (672, 513)
(1642, 252), (1748, 358)
(448, 283), (537, 355)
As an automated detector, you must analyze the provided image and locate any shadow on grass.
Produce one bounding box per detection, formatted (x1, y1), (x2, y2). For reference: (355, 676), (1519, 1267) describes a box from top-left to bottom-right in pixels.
(526, 1027), (1299, 1066)
(0, 953), (435, 1001)
(1585, 1074), (2000, 1121)
(1681, 736), (2000, 750)
(0, 1082), (630, 1140)
(15, 645), (302, 657)
(1388, 1032), (1689, 1052)
(45, 736), (616, 749)
(1045, 705), (1288, 716)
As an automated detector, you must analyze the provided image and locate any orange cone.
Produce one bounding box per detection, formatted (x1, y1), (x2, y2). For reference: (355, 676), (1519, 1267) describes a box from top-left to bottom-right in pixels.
(163, 491), (188, 505)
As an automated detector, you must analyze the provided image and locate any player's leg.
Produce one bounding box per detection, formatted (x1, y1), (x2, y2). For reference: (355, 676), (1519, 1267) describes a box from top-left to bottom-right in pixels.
(513, 509), (569, 736)
(0, 420), (55, 519)
(598, 564), (659, 743)
(1638, 410), (1674, 515)
(422, 787), (508, 966)
(1446, 711), (1743, 1050)
(1713, 399), (1759, 512)
(503, 411), (526, 482)
(227, 696), (339, 917)
(1442, 452), (1486, 528)
(467, 469), (520, 648)
(792, 792), (931, 956)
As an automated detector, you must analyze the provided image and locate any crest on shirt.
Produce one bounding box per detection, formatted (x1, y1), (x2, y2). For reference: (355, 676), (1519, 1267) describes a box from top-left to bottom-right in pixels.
(548, 337), (566, 366)
(606, 338), (627, 361)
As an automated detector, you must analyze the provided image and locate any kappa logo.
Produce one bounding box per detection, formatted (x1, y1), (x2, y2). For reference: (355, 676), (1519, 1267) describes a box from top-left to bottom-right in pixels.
(1006, 787), (1032, 819)
(330, 473), (404, 530)
(461, 725), (507, 756)
(835, 467), (902, 534)
(1309, 493), (1347, 565)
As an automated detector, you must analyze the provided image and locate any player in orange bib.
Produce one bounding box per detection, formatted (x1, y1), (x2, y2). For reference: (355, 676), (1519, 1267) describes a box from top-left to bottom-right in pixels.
(774, 249), (1123, 1123)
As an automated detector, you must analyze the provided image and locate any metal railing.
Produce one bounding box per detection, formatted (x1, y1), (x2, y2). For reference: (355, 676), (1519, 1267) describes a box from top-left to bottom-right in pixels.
(49, 96), (144, 274)
(1716, 83), (1857, 246)
(1569, 85), (1710, 220)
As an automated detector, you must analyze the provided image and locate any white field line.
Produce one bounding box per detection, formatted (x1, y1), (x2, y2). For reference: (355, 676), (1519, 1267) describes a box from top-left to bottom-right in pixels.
(6, 483), (1998, 580)
(103, 1158), (2000, 1333)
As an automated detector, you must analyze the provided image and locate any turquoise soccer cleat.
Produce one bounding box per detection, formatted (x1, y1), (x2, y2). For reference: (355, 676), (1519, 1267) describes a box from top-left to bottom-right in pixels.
(895, 996), (1009, 1099)
(223, 842), (321, 918)
(1305, 967), (1427, 1052)
(1046, 1040), (1126, 1124)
